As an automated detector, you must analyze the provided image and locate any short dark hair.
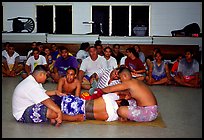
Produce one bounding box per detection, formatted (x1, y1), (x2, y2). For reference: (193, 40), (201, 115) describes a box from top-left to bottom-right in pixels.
(88, 46), (96, 51)
(113, 44), (120, 49)
(33, 65), (47, 74)
(120, 99), (129, 106)
(126, 47), (139, 58)
(33, 47), (40, 53)
(80, 42), (90, 50)
(67, 67), (77, 74)
(59, 46), (67, 52)
(95, 39), (102, 45)
(118, 67), (131, 75)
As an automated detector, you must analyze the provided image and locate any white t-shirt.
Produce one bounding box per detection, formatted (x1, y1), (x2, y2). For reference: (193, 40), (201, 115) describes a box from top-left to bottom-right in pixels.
(76, 50), (89, 61)
(80, 55), (108, 77)
(26, 55), (47, 73)
(103, 56), (118, 71)
(12, 75), (49, 120)
(2, 51), (20, 65)
(120, 56), (127, 66)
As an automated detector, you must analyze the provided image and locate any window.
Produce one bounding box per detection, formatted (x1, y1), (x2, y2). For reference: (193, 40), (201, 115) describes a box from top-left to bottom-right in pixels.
(92, 5), (149, 36)
(112, 6), (129, 36)
(92, 6), (109, 36)
(36, 5), (72, 34)
(131, 6), (149, 36)
(37, 6), (53, 34)
(55, 6), (72, 34)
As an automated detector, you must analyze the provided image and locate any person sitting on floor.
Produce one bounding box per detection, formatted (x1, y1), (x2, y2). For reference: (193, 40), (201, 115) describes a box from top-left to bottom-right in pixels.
(12, 65), (84, 127)
(21, 47), (47, 79)
(173, 49), (201, 88)
(125, 47), (146, 81)
(51, 46), (79, 83)
(101, 67), (158, 122)
(2, 43), (24, 77)
(145, 51), (172, 85)
(78, 46), (108, 90)
(102, 46), (118, 71)
(52, 67), (81, 107)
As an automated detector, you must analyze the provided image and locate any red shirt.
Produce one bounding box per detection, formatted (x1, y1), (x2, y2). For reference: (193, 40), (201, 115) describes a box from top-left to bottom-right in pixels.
(125, 57), (145, 71)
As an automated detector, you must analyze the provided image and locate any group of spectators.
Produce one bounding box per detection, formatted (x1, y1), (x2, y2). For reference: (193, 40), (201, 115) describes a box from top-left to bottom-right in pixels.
(2, 40), (201, 89)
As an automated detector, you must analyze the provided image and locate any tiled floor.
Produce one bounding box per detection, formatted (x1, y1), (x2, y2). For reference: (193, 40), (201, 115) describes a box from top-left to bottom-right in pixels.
(2, 76), (202, 138)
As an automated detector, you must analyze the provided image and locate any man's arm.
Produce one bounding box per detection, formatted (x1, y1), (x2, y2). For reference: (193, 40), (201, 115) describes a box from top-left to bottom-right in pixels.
(56, 78), (64, 93)
(102, 83), (129, 94)
(75, 80), (81, 97)
(25, 64), (31, 75)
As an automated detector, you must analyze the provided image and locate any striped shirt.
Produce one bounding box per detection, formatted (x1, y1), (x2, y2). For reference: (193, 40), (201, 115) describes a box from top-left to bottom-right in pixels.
(96, 68), (121, 89)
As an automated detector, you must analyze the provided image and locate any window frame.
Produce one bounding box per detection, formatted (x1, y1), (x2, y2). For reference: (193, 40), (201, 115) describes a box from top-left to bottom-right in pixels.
(35, 4), (72, 34)
(92, 3), (150, 36)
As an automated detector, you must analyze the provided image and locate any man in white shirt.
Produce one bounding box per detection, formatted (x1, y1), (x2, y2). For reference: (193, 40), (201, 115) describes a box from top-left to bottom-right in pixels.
(22, 47), (47, 79)
(2, 43), (24, 77)
(103, 46), (118, 70)
(12, 65), (84, 127)
(78, 46), (108, 90)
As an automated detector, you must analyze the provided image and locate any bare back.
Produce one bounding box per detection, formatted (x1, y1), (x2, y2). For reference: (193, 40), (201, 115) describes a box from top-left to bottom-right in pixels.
(123, 79), (157, 106)
(92, 97), (108, 121)
(102, 78), (157, 107)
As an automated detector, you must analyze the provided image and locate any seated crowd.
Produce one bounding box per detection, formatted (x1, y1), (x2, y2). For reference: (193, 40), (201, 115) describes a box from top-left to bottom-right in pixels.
(2, 41), (201, 126)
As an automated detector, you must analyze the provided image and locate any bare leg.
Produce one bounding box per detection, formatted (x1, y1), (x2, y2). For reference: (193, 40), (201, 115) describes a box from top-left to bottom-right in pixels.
(46, 108), (84, 126)
(117, 106), (129, 122)
(62, 114), (84, 122)
(173, 76), (200, 88)
(151, 77), (168, 85)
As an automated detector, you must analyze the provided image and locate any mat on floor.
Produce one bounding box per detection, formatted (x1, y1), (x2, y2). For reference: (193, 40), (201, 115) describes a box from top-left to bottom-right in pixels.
(66, 112), (166, 128)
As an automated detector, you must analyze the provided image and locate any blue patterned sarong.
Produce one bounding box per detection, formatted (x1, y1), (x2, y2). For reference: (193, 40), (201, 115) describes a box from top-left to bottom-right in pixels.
(61, 95), (85, 116)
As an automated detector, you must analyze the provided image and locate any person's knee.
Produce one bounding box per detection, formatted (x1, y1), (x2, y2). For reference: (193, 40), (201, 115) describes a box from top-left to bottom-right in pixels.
(117, 106), (128, 118)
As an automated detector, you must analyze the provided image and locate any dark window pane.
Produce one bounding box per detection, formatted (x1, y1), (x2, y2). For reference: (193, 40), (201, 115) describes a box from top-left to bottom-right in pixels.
(55, 6), (72, 34)
(131, 6), (149, 36)
(92, 6), (109, 36)
(37, 6), (53, 34)
(112, 6), (129, 36)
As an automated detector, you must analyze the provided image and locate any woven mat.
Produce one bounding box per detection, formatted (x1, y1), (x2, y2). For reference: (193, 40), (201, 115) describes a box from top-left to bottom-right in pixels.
(66, 112), (166, 128)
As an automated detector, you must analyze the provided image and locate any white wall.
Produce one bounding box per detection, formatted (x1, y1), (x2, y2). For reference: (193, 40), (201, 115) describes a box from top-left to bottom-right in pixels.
(2, 2), (202, 36)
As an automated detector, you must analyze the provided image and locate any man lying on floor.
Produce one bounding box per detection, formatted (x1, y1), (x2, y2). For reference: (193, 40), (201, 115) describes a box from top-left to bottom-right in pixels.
(60, 91), (130, 122)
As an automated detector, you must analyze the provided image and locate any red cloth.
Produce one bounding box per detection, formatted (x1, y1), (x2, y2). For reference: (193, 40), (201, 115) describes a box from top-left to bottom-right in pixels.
(90, 88), (104, 100)
(171, 61), (179, 73)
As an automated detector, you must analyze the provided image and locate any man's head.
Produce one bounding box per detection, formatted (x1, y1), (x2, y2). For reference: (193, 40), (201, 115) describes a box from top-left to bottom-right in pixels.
(110, 68), (120, 80)
(66, 67), (77, 83)
(36, 42), (44, 52)
(88, 46), (98, 60)
(103, 46), (112, 59)
(184, 49), (194, 61)
(7, 44), (15, 56)
(112, 44), (120, 54)
(118, 67), (132, 81)
(95, 44), (103, 56)
(32, 47), (40, 60)
(59, 46), (69, 59)
(32, 65), (47, 83)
